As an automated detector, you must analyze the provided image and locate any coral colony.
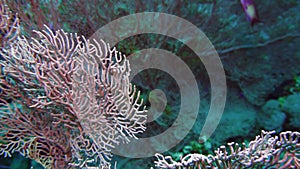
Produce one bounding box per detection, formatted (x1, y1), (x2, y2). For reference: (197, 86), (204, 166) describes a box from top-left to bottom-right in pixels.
(0, 1), (146, 168)
(0, 1), (299, 169)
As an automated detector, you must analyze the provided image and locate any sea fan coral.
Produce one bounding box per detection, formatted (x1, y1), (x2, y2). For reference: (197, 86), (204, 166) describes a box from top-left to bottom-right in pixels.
(0, 1), (147, 168)
(154, 130), (300, 169)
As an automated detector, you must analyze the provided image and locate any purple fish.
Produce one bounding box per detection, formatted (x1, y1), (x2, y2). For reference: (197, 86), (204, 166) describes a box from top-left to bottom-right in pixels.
(240, 0), (259, 25)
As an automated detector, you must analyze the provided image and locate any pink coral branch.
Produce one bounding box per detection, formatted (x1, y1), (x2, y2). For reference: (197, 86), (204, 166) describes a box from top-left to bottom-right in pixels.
(0, 2), (147, 168)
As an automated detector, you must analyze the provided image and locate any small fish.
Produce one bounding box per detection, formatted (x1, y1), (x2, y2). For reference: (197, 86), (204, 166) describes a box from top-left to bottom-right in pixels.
(240, 0), (259, 26)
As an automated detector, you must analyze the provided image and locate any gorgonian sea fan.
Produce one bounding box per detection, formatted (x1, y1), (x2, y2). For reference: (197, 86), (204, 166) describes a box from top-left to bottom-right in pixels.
(154, 130), (300, 169)
(0, 2), (147, 168)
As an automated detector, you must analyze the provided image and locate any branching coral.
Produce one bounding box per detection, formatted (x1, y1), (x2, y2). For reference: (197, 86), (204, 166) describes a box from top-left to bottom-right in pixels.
(154, 130), (300, 169)
(0, 1), (147, 168)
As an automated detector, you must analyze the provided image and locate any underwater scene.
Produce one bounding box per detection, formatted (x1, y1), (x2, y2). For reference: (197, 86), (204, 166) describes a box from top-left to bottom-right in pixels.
(0, 0), (299, 168)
